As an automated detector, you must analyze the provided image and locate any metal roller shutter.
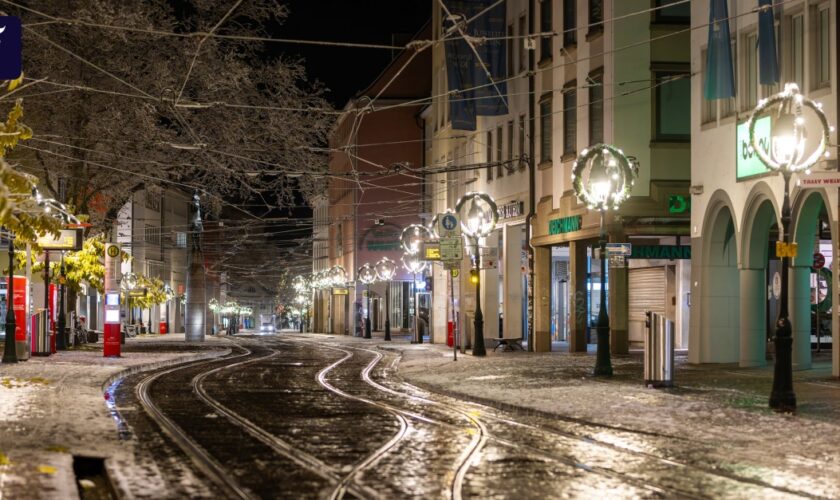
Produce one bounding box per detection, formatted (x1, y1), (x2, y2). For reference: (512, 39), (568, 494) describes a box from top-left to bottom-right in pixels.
(628, 266), (665, 326)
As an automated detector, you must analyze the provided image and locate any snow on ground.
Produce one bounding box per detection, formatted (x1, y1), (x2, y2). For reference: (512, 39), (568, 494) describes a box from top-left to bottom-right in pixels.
(390, 342), (840, 498)
(0, 334), (229, 499)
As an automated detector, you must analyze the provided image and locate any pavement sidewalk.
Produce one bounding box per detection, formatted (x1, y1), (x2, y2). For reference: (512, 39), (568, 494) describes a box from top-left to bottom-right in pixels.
(379, 339), (840, 498)
(0, 333), (230, 499)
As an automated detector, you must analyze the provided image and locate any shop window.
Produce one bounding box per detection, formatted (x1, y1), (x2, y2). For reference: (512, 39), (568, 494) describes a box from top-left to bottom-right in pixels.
(563, 81), (577, 156)
(589, 0), (603, 34)
(720, 40), (736, 118)
(701, 49), (717, 123)
(654, 71), (690, 142)
(788, 13), (804, 89)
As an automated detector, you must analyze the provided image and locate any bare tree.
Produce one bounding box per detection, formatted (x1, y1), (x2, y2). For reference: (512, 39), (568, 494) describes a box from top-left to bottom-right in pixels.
(4, 0), (331, 229)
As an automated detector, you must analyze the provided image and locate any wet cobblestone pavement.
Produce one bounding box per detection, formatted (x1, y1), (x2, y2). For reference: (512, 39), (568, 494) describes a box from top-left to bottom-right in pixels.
(112, 334), (829, 499)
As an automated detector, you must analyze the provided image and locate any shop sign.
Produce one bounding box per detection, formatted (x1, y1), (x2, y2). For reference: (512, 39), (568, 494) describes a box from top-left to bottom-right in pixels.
(361, 226), (401, 252)
(548, 215), (582, 235)
(497, 200), (524, 220)
(332, 288), (348, 295)
(668, 195), (690, 214)
(798, 173), (840, 188)
(629, 245), (691, 260)
(736, 116), (772, 181)
(128, 288), (148, 298)
(37, 228), (83, 251)
(775, 241), (798, 258)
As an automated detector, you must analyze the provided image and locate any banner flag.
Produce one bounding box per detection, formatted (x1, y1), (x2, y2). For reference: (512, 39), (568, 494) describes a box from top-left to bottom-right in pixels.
(443, 0), (509, 130)
(757, 0), (780, 85)
(704, 0), (736, 100)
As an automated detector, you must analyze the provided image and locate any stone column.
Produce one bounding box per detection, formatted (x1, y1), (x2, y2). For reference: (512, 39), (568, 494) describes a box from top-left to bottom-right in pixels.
(568, 240), (589, 353)
(608, 231), (628, 355)
(532, 245), (551, 352)
(739, 268), (766, 367)
(503, 224), (524, 339)
(790, 264), (812, 370)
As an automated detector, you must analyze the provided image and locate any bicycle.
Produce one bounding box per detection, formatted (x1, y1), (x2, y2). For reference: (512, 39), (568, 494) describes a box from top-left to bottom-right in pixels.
(70, 314), (88, 347)
(123, 323), (137, 338)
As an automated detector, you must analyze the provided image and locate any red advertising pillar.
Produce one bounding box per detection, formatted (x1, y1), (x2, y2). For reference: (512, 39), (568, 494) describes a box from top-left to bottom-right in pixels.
(49, 284), (57, 354)
(103, 244), (121, 357)
(12, 277), (29, 360)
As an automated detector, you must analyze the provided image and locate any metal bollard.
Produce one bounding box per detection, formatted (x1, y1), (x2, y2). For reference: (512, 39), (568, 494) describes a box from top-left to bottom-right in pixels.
(644, 311), (675, 387)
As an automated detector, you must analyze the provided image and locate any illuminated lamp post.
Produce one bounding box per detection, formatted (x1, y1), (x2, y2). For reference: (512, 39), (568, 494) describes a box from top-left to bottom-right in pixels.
(747, 83), (832, 411)
(455, 192), (499, 357)
(358, 264), (377, 339)
(375, 257), (397, 341)
(572, 144), (637, 377)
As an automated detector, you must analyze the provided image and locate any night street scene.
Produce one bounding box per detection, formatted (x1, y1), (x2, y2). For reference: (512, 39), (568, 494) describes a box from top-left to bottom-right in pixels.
(2, 0), (840, 498)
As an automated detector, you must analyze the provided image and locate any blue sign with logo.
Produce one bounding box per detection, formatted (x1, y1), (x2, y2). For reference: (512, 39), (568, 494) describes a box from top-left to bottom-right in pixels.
(0, 17), (22, 80)
(442, 214), (457, 231)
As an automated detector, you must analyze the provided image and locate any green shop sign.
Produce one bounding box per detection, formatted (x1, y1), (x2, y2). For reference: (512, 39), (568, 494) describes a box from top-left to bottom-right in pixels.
(548, 215), (582, 235)
(668, 195), (690, 214)
(630, 245), (691, 260)
(736, 115), (772, 181)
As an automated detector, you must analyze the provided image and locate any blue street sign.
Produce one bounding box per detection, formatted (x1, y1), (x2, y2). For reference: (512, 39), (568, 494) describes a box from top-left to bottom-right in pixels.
(0, 17), (22, 80)
(442, 214), (457, 231)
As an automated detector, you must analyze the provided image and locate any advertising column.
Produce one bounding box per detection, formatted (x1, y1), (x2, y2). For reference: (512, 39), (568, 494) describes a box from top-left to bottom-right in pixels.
(103, 244), (121, 357)
(12, 276), (28, 360)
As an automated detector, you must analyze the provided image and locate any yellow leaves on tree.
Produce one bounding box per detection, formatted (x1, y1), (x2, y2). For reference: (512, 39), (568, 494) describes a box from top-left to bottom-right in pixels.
(30, 235), (131, 294)
(130, 275), (167, 310)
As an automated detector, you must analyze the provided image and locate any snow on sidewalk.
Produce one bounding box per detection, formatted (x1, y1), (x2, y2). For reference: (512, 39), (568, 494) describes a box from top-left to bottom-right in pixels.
(0, 334), (229, 499)
(387, 342), (840, 498)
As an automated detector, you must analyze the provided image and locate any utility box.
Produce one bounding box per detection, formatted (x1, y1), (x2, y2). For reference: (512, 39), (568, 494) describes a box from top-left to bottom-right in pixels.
(644, 311), (675, 388)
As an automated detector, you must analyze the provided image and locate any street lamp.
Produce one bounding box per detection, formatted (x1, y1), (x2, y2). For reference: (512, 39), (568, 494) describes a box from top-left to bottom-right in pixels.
(401, 252), (428, 343)
(747, 83), (831, 411)
(3, 230), (17, 364)
(358, 264), (377, 339)
(375, 257), (397, 341)
(572, 144), (637, 377)
(455, 192), (499, 356)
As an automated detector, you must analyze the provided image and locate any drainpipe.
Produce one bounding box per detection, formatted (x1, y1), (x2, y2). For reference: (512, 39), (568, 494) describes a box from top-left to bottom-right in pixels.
(525, 0), (536, 352)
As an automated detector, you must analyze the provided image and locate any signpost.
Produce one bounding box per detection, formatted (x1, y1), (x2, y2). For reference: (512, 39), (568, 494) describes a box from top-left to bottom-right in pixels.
(813, 252), (826, 269)
(437, 212), (462, 362)
(36, 229), (83, 252)
(103, 244), (121, 357)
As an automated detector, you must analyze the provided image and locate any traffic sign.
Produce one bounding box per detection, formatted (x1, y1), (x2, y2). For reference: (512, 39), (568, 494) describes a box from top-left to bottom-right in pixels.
(813, 252), (826, 269)
(450, 268), (460, 278)
(440, 237), (462, 261)
(437, 213), (461, 238)
(606, 243), (632, 256)
(422, 242), (441, 261)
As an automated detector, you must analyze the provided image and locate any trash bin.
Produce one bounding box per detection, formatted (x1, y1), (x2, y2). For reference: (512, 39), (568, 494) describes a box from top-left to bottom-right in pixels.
(644, 311), (675, 387)
(159, 322), (167, 335)
(31, 311), (50, 357)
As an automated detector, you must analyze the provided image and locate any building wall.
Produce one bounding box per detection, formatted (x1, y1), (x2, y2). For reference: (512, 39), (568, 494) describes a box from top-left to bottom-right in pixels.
(689, 0), (839, 375)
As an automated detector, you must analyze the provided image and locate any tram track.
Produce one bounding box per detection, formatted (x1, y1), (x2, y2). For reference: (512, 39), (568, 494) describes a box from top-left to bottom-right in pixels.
(294, 336), (822, 499)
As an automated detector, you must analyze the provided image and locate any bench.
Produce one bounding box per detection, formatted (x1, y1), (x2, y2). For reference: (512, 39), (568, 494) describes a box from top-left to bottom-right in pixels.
(488, 337), (525, 352)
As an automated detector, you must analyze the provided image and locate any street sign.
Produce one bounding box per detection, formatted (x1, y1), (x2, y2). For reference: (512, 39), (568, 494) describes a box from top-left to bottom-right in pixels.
(128, 288), (148, 298)
(37, 228), (83, 251)
(421, 241), (441, 261)
(813, 253), (826, 269)
(480, 258), (497, 270)
(609, 255), (626, 267)
(478, 246), (498, 258)
(450, 268), (460, 278)
(440, 237), (462, 261)
(332, 288), (348, 295)
(776, 241), (798, 258)
(606, 243), (632, 256)
(437, 213), (461, 238)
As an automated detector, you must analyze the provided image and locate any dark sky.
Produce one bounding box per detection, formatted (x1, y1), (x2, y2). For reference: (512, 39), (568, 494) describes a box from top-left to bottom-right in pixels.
(272, 1), (431, 107)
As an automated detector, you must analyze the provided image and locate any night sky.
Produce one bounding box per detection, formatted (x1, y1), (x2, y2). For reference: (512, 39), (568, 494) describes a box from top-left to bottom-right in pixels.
(273, 1), (431, 107)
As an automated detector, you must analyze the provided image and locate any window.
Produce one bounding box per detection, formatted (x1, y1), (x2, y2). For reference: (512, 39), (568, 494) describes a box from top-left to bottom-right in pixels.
(496, 126), (504, 177)
(174, 232), (187, 248)
(654, 0), (690, 24)
(518, 15), (527, 73)
(720, 39), (736, 117)
(144, 224), (160, 245)
(540, 0), (552, 61)
(589, 0), (603, 33)
(814, 6), (830, 87)
(563, 82), (577, 156)
(146, 261), (163, 280)
(701, 49), (716, 123)
(743, 32), (758, 110)
(518, 114), (526, 169)
(507, 120), (514, 167)
(588, 71), (603, 145)
(655, 71), (691, 141)
(563, 0), (576, 47)
(507, 24), (514, 77)
(539, 95), (552, 163)
(144, 191), (161, 212)
(789, 13), (804, 88)
(486, 131), (494, 180)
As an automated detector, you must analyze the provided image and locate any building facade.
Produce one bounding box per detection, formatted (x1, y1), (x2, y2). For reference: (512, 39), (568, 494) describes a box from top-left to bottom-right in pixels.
(690, 0), (839, 376)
